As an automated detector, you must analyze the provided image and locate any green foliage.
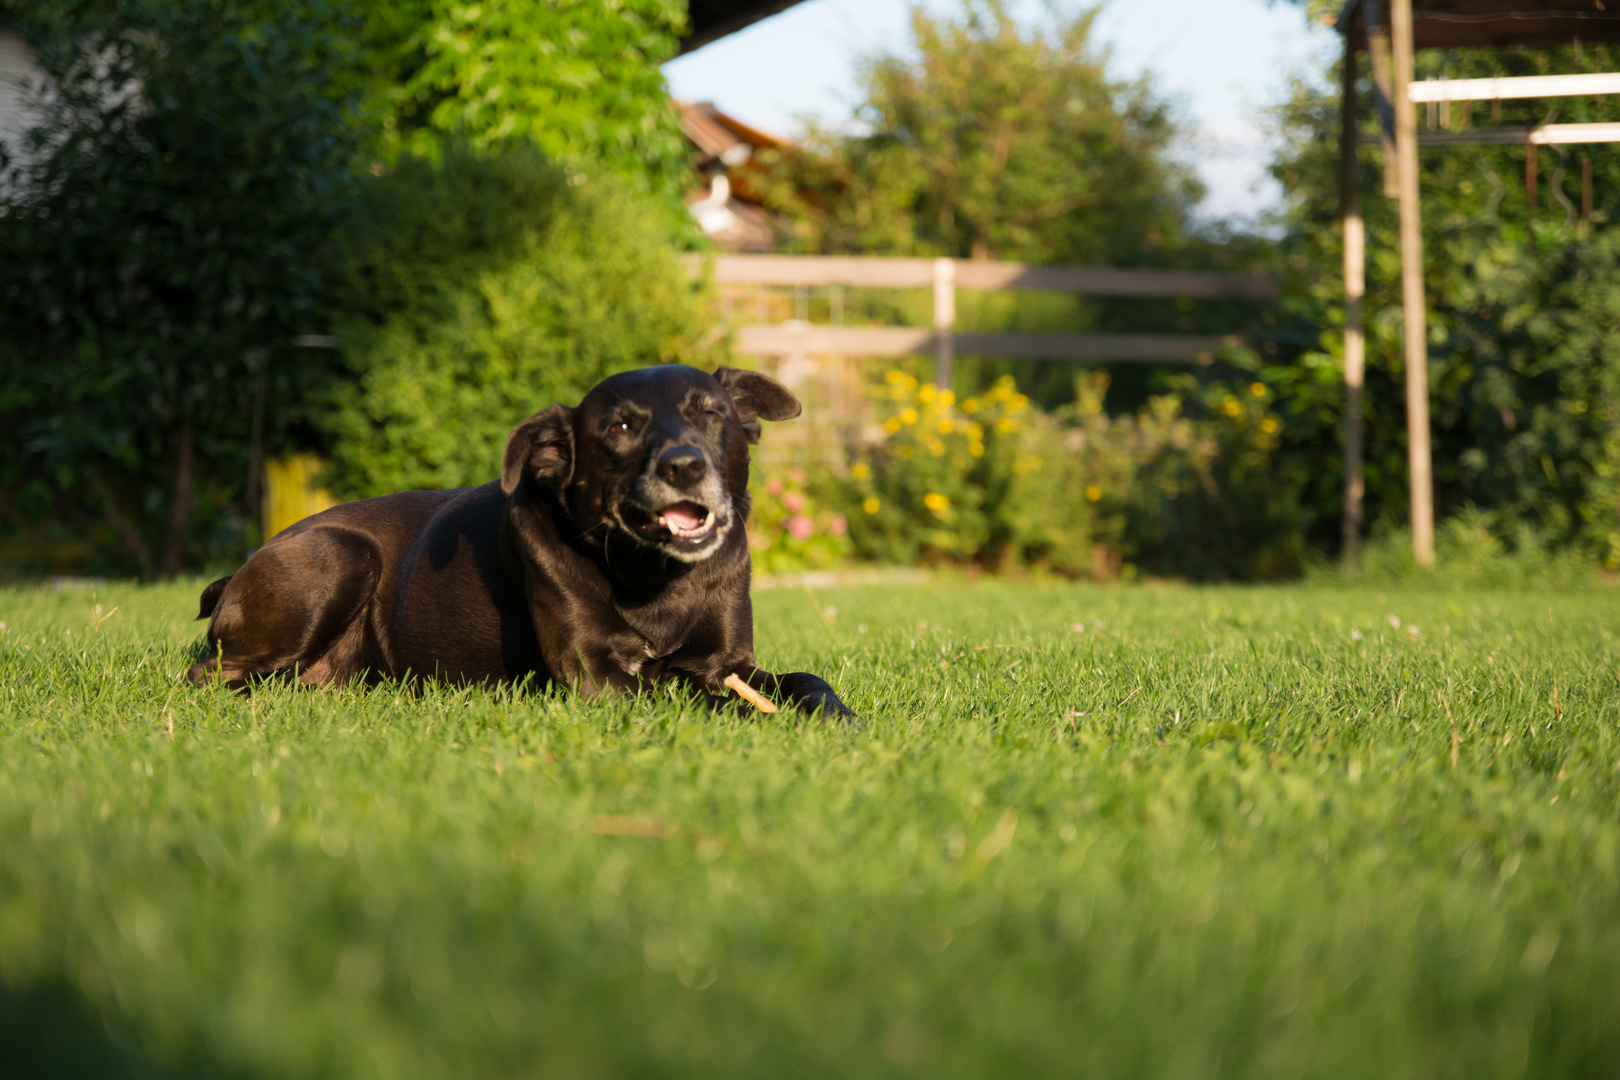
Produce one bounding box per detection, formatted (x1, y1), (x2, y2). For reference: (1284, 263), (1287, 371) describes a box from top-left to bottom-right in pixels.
(1264, 44), (1620, 563)
(839, 372), (1101, 575)
(4, 579), (1620, 1075)
(354, 0), (691, 201)
(315, 145), (712, 497)
(0, 0), (367, 576)
(757, 0), (1200, 264)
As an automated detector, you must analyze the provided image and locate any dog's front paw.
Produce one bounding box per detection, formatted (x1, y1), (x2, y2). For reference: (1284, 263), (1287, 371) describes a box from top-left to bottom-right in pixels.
(778, 672), (859, 723)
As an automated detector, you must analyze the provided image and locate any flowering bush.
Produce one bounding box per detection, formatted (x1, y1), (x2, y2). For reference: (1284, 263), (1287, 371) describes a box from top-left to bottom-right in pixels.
(839, 371), (1105, 574)
(746, 467), (853, 574)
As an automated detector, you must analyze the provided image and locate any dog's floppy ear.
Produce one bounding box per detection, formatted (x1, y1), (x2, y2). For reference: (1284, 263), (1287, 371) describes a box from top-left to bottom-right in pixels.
(714, 367), (801, 444)
(502, 404), (575, 494)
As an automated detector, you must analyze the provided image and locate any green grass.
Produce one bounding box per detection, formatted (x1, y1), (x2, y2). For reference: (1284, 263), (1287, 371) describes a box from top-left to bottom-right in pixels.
(1, 578), (1618, 1078)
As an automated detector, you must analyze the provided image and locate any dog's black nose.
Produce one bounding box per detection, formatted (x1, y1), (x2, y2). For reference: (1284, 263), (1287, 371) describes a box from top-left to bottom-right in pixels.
(657, 446), (707, 488)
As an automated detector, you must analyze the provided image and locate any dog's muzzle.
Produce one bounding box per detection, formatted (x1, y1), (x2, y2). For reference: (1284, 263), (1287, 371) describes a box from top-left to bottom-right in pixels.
(618, 445), (733, 561)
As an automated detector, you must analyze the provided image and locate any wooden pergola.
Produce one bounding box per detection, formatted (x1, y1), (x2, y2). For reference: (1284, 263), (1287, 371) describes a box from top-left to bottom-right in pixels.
(1335, 0), (1620, 565)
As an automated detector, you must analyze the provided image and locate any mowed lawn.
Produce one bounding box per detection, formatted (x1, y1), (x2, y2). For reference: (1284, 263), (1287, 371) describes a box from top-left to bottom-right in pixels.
(1, 577), (1617, 1079)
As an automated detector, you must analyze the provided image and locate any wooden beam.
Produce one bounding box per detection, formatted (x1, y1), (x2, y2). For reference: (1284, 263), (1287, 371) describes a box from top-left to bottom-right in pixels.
(1407, 72), (1620, 103)
(691, 254), (1277, 299)
(1361, 122), (1620, 147)
(1392, 0), (1435, 567)
(732, 324), (1236, 362)
(1341, 30), (1366, 565)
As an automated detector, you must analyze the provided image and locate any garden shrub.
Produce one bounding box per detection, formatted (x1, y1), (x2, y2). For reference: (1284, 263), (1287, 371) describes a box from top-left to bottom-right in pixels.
(745, 467), (854, 574)
(315, 144), (714, 497)
(831, 369), (1312, 580)
(838, 372), (1103, 575)
(0, 0), (367, 577)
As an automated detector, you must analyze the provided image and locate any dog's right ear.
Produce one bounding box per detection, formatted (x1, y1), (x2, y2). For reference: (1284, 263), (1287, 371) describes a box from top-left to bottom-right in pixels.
(502, 404), (575, 495)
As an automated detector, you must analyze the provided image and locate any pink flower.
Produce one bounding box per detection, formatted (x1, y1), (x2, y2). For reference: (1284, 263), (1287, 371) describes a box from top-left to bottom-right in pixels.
(787, 467), (807, 485)
(787, 514), (814, 540)
(829, 514), (848, 536)
(765, 477), (785, 496)
(783, 491), (806, 513)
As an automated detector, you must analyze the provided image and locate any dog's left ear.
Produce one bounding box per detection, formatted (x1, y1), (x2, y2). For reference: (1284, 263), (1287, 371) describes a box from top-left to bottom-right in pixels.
(502, 404), (575, 494)
(714, 367), (801, 444)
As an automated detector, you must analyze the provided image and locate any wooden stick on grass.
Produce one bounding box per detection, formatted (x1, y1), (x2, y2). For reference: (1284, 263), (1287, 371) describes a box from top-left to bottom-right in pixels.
(724, 673), (778, 713)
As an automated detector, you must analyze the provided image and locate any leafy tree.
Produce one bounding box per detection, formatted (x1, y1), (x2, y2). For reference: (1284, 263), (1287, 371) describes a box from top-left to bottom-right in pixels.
(758, 0), (1202, 265)
(354, 0), (691, 201)
(315, 145), (713, 497)
(0, 1), (367, 576)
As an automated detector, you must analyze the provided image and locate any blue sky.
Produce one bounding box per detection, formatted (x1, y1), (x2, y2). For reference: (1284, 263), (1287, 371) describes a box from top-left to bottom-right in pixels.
(664, 0), (1336, 226)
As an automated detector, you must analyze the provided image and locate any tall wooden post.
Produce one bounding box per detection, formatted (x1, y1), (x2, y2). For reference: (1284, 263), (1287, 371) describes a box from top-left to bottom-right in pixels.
(932, 257), (955, 391)
(1364, 0), (1398, 198)
(1340, 32), (1366, 564)
(1391, 0), (1435, 565)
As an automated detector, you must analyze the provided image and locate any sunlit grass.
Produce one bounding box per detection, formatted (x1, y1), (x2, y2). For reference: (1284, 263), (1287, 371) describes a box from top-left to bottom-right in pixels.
(1, 578), (1617, 1077)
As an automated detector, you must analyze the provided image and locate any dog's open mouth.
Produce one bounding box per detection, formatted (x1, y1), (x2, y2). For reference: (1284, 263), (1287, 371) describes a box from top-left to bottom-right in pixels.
(629, 500), (719, 543)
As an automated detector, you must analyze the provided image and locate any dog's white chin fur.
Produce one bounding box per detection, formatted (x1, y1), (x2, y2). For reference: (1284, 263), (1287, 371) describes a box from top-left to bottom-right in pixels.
(659, 517), (731, 563)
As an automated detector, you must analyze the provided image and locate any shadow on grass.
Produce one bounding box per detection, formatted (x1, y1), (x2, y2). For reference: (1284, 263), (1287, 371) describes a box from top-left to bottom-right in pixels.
(0, 980), (246, 1080)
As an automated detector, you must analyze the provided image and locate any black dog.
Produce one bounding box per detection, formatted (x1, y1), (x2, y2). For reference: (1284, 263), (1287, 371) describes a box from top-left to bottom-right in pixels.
(187, 365), (853, 716)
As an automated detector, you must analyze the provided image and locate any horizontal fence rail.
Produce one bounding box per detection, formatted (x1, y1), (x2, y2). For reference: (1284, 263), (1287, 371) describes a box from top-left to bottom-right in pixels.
(734, 323), (1237, 363)
(686, 254), (1278, 299)
(1360, 122), (1620, 147)
(1407, 72), (1620, 103)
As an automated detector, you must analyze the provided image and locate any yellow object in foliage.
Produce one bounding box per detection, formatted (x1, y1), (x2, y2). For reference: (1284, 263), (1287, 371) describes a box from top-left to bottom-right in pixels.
(263, 454), (338, 540)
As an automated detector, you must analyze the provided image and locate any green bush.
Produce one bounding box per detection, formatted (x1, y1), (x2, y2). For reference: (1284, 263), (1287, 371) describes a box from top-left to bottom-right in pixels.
(0, 0), (366, 577)
(315, 145), (714, 497)
(828, 369), (1312, 581)
(837, 372), (1103, 575)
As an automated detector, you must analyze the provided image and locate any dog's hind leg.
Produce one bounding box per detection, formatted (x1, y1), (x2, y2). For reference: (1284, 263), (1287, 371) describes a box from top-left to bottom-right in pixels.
(187, 527), (383, 688)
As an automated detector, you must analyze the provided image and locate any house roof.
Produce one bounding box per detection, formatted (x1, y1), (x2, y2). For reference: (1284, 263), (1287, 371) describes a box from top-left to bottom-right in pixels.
(680, 0), (808, 54)
(1336, 1), (1620, 50)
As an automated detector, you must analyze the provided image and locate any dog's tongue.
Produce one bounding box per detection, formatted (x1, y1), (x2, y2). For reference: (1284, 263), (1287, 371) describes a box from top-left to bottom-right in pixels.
(662, 502), (707, 531)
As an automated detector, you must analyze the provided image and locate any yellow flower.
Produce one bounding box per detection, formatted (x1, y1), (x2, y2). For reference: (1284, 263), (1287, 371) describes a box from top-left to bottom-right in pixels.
(1222, 396), (1242, 417)
(885, 369), (906, 386)
(962, 398), (980, 414)
(1010, 393), (1029, 410)
(926, 438), (946, 456)
(1085, 485), (1102, 502)
(995, 416), (1016, 434)
(923, 492), (950, 513)
(863, 496), (881, 514)
(851, 462), (871, 479)
(918, 384), (937, 404)
(937, 418), (955, 434)
(884, 417), (903, 434)
(1250, 382), (1267, 397)
(903, 374), (919, 391)
(900, 408), (919, 425)
(969, 442), (985, 457)
(1260, 416), (1280, 434)
(939, 389), (956, 407)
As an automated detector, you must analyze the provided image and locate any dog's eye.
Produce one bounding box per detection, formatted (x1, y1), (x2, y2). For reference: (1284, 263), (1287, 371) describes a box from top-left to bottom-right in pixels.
(606, 420), (631, 435)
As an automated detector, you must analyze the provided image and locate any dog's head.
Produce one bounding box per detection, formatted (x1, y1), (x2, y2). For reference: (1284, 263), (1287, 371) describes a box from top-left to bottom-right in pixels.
(501, 364), (800, 563)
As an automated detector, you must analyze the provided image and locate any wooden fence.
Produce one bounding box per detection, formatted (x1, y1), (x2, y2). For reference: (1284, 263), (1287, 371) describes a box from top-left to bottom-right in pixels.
(688, 253), (1276, 388)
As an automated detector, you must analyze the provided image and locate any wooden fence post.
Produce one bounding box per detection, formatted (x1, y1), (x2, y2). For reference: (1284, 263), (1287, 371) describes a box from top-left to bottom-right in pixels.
(933, 257), (955, 391)
(1341, 30), (1366, 565)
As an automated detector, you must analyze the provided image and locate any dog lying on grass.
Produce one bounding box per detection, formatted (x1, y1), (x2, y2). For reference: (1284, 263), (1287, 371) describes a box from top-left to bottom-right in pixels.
(188, 365), (853, 717)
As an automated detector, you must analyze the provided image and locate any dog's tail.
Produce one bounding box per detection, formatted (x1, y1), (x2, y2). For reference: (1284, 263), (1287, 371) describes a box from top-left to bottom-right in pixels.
(196, 574), (233, 620)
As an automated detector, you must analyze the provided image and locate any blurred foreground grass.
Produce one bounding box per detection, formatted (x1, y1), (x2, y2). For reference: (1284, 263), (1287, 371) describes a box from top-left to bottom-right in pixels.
(1, 578), (1617, 1078)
